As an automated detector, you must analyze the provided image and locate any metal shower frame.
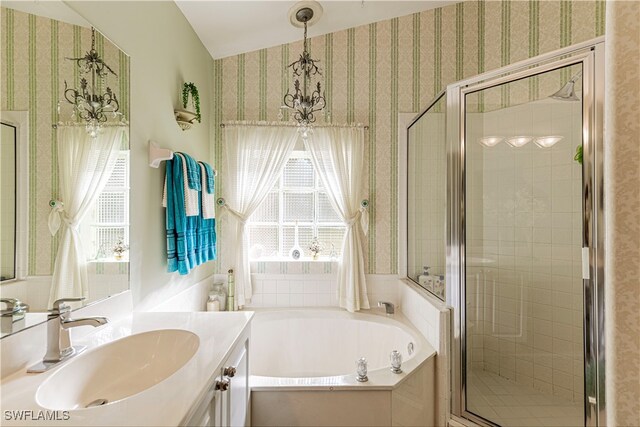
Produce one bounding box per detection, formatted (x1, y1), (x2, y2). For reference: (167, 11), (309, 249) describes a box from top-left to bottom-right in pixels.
(445, 37), (606, 427)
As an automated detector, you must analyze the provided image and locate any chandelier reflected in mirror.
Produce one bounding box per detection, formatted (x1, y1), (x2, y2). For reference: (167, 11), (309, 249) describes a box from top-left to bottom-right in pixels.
(281, 4), (326, 134)
(62, 27), (123, 138)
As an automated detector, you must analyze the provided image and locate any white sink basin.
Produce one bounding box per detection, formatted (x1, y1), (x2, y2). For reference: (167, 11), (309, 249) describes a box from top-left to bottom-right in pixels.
(36, 329), (199, 410)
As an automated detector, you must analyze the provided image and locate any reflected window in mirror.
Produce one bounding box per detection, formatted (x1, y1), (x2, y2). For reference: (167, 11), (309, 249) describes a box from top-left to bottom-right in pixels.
(82, 151), (130, 261)
(407, 93), (447, 301)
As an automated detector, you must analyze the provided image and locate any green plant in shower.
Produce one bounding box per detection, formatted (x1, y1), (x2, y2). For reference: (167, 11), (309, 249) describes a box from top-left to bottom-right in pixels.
(574, 145), (583, 164)
(182, 82), (201, 123)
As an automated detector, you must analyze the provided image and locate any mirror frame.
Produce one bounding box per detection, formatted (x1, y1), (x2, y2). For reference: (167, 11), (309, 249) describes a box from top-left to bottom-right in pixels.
(0, 111), (29, 282)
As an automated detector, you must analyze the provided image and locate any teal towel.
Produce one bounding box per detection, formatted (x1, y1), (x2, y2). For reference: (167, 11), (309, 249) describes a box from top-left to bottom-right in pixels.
(177, 152), (201, 191)
(165, 155), (216, 275)
(199, 161), (215, 194)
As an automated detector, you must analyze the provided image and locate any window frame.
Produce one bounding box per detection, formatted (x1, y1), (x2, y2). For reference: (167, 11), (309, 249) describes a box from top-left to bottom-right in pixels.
(248, 150), (345, 260)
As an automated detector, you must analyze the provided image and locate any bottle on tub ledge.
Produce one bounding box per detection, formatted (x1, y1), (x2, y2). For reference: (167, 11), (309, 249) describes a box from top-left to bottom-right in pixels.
(227, 268), (236, 311)
(206, 281), (226, 312)
(417, 266), (434, 292)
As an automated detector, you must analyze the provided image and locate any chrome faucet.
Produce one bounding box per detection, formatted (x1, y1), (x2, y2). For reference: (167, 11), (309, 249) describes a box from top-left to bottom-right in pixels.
(1, 298), (29, 334)
(27, 297), (108, 373)
(378, 301), (395, 315)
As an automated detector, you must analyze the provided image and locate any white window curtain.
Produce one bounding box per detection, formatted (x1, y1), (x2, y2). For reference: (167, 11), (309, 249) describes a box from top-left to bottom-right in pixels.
(222, 124), (299, 307)
(304, 126), (370, 312)
(48, 126), (127, 307)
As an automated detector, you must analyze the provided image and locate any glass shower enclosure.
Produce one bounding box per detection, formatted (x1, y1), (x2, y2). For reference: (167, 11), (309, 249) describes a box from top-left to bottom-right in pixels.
(445, 39), (605, 427)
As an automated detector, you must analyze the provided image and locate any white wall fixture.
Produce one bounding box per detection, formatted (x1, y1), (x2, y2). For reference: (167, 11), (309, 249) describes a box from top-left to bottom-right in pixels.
(478, 136), (503, 147)
(534, 135), (564, 148)
(505, 135), (533, 147)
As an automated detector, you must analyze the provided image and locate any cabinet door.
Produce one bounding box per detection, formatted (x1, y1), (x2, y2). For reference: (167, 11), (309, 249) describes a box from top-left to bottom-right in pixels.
(226, 338), (249, 427)
(210, 387), (224, 427)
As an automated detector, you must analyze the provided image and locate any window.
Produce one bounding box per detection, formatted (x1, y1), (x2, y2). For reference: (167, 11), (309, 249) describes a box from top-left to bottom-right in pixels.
(248, 151), (344, 260)
(84, 151), (130, 260)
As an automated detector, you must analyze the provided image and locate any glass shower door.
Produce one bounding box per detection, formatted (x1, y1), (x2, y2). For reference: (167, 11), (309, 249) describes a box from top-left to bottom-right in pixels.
(463, 63), (585, 426)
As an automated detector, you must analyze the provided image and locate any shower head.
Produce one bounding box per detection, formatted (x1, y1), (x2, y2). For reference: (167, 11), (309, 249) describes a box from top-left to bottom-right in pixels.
(550, 70), (582, 101)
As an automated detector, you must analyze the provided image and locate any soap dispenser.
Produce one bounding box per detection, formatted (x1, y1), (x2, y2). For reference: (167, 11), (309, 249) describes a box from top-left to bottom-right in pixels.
(418, 266), (433, 292)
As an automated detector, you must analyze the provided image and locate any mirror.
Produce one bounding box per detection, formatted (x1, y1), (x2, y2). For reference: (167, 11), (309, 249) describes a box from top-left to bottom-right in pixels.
(0, 3), (130, 337)
(407, 92), (447, 300)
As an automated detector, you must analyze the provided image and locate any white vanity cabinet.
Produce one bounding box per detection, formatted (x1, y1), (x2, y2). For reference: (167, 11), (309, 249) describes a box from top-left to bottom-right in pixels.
(184, 329), (250, 427)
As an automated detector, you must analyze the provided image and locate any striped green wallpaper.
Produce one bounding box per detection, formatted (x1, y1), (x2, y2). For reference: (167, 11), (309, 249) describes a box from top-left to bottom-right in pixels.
(1, 8), (130, 276)
(212, 0), (603, 275)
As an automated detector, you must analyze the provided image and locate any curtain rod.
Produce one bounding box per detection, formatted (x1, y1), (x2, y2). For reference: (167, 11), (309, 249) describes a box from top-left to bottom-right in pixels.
(52, 122), (128, 129)
(220, 121), (369, 130)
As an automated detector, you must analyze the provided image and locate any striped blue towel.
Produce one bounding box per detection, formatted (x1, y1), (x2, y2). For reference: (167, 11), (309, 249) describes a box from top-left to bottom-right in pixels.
(166, 155), (197, 275)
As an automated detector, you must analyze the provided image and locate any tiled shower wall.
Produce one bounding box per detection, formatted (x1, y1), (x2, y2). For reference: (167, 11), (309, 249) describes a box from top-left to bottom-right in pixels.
(465, 100), (584, 402)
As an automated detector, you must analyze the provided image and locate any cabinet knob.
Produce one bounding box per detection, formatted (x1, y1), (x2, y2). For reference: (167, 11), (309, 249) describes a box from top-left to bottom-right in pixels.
(215, 378), (230, 391)
(223, 366), (237, 378)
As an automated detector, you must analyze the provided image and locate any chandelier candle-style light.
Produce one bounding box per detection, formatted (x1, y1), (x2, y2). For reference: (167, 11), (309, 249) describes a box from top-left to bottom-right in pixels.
(282, 5), (326, 133)
(63, 27), (121, 138)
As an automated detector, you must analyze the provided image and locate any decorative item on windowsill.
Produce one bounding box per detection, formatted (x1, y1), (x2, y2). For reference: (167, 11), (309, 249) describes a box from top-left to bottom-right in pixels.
(112, 236), (129, 260)
(175, 82), (201, 131)
(307, 236), (324, 260)
(290, 221), (303, 260)
(280, 2), (326, 140)
(329, 243), (338, 260)
(61, 27), (125, 138)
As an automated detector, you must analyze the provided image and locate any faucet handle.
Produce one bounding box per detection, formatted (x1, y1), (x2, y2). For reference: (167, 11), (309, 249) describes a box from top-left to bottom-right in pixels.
(51, 297), (85, 315)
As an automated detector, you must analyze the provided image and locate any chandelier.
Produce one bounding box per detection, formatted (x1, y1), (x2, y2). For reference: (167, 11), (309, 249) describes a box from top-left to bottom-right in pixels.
(282, 6), (326, 131)
(63, 27), (121, 138)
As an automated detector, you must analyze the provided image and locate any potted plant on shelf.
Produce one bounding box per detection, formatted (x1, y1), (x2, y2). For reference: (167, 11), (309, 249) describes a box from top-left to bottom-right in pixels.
(175, 82), (201, 131)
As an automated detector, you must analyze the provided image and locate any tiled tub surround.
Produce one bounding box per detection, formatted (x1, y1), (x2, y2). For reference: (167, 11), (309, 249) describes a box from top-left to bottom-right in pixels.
(250, 308), (436, 427)
(464, 97), (584, 419)
(155, 273), (451, 425)
(246, 263), (398, 309)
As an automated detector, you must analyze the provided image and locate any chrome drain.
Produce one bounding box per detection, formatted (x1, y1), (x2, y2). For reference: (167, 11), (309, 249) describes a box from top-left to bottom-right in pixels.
(86, 398), (108, 408)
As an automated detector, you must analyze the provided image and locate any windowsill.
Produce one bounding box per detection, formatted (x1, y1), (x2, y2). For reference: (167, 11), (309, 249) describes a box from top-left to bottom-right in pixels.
(89, 257), (129, 263)
(250, 257), (338, 263)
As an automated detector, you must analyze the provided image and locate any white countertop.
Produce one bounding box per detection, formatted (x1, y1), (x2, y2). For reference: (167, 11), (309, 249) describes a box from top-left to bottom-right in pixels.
(0, 311), (253, 426)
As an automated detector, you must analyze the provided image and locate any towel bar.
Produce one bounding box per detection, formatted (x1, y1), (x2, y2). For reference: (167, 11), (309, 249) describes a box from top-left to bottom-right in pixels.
(148, 140), (216, 175)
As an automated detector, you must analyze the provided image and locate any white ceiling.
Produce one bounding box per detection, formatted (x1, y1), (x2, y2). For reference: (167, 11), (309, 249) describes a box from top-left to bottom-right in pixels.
(175, 1), (460, 59)
(2, 0), (90, 27)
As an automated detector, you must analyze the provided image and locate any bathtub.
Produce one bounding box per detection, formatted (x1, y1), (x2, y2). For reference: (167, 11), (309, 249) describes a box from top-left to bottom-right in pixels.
(249, 309), (437, 426)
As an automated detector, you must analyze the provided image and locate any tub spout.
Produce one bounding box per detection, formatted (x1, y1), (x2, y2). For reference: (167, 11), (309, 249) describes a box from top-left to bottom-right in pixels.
(378, 301), (395, 315)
